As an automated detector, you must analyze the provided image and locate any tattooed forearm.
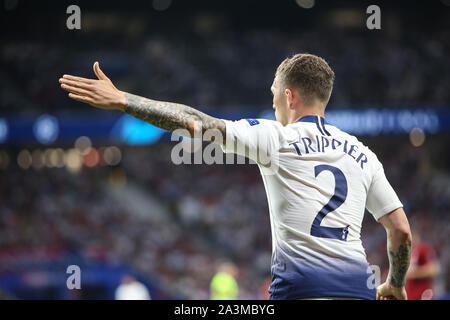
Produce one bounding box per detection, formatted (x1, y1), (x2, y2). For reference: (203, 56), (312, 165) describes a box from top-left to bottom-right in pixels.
(124, 93), (226, 142)
(387, 240), (412, 287)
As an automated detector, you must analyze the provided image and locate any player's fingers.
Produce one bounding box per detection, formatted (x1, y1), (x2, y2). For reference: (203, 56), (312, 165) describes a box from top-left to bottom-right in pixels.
(394, 292), (405, 300)
(59, 78), (93, 90)
(60, 83), (93, 97)
(68, 93), (94, 104)
(376, 285), (385, 300)
(93, 61), (110, 81)
(62, 74), (95, 84)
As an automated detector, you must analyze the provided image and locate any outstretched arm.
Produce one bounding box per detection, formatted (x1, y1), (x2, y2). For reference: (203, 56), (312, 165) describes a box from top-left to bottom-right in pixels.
(122, 93), (225, 140)
(59, 62), (226, 142)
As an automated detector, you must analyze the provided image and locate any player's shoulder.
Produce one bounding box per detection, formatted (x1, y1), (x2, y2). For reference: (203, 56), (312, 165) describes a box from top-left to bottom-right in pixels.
(228, 118), (281, 127)
(227, 118), (285, 134)
(246, 118), (282, 128)
(326, 122), (383, 169)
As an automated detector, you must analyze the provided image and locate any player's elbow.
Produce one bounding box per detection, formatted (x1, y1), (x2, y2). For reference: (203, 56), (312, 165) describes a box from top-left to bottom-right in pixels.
(391, 225), (412, 244)
(387, 220), (412, 245)
(380, 208), (412, 244)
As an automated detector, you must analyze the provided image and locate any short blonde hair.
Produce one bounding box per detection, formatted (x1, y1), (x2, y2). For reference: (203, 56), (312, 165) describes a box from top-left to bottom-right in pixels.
(276, 53), (335, 106)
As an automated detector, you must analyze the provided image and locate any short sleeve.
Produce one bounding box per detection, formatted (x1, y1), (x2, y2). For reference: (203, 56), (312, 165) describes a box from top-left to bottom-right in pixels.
(366, 165), (403, 221)
(221, 119), (281, 163)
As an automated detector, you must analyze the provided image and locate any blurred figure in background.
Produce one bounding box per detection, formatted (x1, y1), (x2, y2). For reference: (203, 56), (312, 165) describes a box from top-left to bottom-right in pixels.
(115, 275), (151, 300)
(406, 228), (440, 300)
(259, 277), (272, 300)
(210, 262), (239, 300)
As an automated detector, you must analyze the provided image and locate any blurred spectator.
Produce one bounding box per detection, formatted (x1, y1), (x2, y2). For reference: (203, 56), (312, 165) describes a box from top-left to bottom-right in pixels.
(259, 277), (272, 300)
(115, 275), (151, 300)
(406, 228), (440, 300)
(210, 262), (239, 300)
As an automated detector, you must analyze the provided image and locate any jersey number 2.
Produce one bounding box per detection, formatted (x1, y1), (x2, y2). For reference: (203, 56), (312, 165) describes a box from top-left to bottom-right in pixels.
(310, 165), (350, 241)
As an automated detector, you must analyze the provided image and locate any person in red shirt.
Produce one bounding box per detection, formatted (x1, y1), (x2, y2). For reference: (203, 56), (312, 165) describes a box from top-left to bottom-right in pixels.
(259, 277), (271, 300)
(406, 229), (440, 300)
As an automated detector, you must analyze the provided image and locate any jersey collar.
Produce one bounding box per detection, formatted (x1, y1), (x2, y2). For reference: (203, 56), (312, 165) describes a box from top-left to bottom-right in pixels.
(295, 115), (331, 136)
(296, 115), (328, 125)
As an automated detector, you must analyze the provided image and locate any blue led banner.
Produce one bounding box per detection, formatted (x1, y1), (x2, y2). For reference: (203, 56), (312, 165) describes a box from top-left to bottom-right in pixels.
(0, 108), (449, 146)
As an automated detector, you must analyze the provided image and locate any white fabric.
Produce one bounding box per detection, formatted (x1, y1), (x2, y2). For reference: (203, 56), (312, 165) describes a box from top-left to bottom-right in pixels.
(221, 117), (403, 264)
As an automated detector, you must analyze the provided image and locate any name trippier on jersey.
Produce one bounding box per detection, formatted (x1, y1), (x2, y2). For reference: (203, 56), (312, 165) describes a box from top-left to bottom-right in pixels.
(288, 135), (368, 169)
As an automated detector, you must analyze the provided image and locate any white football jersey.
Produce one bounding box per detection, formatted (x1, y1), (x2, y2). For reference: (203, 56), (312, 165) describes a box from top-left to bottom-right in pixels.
(221, 115), (403, 300)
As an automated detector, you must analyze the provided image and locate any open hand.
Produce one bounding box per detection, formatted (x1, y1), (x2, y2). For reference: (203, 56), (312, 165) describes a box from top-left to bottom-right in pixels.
(59, 62), (126, 111)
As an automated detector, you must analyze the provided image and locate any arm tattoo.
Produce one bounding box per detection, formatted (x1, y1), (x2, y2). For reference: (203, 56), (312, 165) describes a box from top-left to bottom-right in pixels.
(387, 240), (412, 287)
(124, 93), (226, 143)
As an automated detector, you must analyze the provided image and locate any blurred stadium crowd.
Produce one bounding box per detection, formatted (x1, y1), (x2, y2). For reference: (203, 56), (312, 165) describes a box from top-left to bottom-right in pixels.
(0, 147), (271, 299)
(1, 0), (449, 299)
(0, 137), (449, 299)
(1, 19), (449, 115)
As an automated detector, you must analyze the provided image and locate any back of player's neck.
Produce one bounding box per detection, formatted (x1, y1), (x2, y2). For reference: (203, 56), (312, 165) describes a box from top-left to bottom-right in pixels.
(292, 109), (325, 123)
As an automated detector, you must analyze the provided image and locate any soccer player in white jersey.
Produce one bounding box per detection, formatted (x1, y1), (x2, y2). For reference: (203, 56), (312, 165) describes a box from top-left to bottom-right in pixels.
(59, 54), (412, 300)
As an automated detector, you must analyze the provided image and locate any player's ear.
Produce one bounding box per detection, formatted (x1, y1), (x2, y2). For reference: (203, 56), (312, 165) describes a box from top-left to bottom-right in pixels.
(285, 88), (295, 109)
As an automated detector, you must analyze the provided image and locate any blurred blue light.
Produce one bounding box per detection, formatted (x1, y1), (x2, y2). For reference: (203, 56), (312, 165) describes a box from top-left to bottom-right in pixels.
(258, 108), (440, 136)
(111, 114), (165, 145)
(33, 115), (59, 144)
(0, 118), (8, 143)
(321, 109), (438, 135)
